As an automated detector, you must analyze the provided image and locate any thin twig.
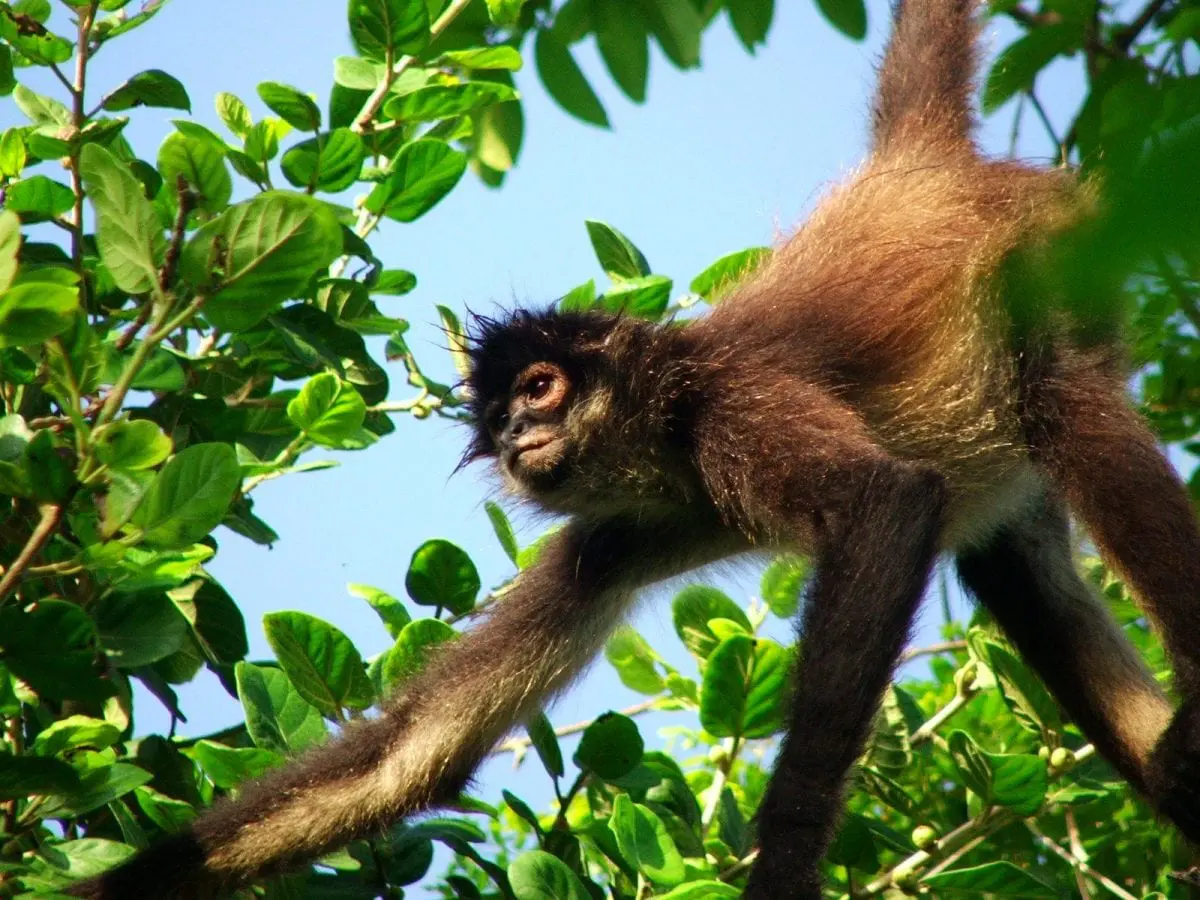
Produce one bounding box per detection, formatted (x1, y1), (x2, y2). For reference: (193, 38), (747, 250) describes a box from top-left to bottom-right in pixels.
(350, 0), (474, 135)
(68, 1), (100, 278)
(113, 302), (155, 353)
(1027, 822), (1137, 900)
(0, 504), (66, 601)
(900, 640), (967, 663)
(491, 698), (662, 757)
(1115, 0), (1170, 51)
(158, 174), (196, 292)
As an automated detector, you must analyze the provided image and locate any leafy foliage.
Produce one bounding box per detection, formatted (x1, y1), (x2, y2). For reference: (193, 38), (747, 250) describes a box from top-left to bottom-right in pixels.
(0, 0), (1197, 896)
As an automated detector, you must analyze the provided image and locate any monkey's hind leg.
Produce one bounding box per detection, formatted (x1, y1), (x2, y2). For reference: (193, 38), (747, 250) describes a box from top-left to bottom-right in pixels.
(957, 491), (1172, 789)
(1028, 352), (1200, 843)
(743, 459), (947, 898)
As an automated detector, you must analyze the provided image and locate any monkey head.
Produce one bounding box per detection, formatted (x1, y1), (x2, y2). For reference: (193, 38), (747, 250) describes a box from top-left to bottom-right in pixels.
(462, 308), (696, 517)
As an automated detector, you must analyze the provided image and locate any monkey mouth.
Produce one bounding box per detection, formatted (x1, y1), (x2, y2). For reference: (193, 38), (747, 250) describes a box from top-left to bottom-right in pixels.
(511, 436), (565, 469)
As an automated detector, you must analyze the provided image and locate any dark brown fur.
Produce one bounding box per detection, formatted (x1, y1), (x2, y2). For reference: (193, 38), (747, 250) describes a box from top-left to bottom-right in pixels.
(71, 0), (1200, 896)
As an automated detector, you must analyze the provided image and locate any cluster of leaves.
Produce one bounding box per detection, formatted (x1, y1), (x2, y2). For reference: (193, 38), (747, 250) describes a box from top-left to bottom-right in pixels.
(0, 0), (1197, 896)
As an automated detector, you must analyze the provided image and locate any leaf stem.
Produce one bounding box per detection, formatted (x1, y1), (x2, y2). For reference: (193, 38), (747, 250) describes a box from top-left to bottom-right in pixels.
(68, 1), (100, 278)
(350, 0), (475, 135)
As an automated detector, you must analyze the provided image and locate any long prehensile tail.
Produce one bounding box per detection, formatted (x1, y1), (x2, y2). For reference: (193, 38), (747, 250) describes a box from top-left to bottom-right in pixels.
(871, 0), (981, 153)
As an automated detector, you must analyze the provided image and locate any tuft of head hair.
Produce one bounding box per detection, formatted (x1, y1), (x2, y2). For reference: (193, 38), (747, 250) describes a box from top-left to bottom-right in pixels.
(460, 307), (625, 464)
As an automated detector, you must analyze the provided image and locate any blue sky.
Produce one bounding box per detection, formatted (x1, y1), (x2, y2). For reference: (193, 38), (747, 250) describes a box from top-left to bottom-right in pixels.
(8, 0), (1085, 890)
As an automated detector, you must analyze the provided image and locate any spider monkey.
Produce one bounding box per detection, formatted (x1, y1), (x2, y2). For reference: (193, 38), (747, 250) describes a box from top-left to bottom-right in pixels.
(71, 0), (1200, 897)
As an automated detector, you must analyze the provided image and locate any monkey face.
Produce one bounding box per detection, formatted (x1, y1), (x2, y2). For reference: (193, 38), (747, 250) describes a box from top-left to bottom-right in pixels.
(486, 361), (576, 492)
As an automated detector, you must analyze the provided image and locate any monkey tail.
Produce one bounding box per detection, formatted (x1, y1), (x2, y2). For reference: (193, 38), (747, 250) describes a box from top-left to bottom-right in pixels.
(871, 0), (981, 154)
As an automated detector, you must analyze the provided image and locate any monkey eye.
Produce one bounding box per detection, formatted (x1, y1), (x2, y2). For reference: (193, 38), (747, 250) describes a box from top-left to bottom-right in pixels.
(526, 374), (553, 401)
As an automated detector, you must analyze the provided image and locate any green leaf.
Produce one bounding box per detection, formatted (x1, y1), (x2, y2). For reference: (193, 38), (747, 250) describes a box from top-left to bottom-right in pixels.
(574, 711), (644, 780)
(12, 84), (70, 125)
(921, 861), (1059, 896)
(483, 501), (519, 563)
(0, 281), (79, 347)
(671, 585), (751, 659)
(982, 25), (1078, 113)
(264, 611), (374, 716)
(181, 579), (250, 664)
(189, 739), (282, 789)
(476, 95), (524, 173)
(280, 129), (365, 192)
(605, 626), (664, 694)
(0, 45), (12, 96)
(180, 191), (343, 331)
(4, 175), (73, 223)
(286, 373), (367, 446)
(404, 539), (479, 615)
(0, 131), (25, 180)
(348, 583), (411, 638)
(485, 0), (525, 26)
(607, 794), (684, 886)
(602, 274), (671, 318)
(438, 47), (523, 70)
(0, 211), (16, 293)
(348, 0), (430, 62)
(384, 82), (518, 124)
(334, 55), (384, 90)
(979, 639), (1062, 734)
(95, 591), (189, 667)
(131, 443), (241, 549)
(258, 82), (322, 132)
(31, 716), (121, 757)
(585, 220), (650, 281)
(79, 143), (165, 295)
(508, 850), (591, 900)
(989, 752), (1048, 816)
(596, 3), (649, 102)
(947, 730), (991, 800)
(372, 269), (417, 295)
(526, 710), (564, 779)
(40, 763), (151, 818)
(94, 419), (172, 470)
(365, 139), (467, 223)
(700, 635), (789, 739)
(135, 784), (198, 831)
(236, 661), (327, 753)
(0, 600), (112, 702)
(0, 14), (72, 65)
(760, 553), (807, 618)
(814, 0), (867, 40)
(215, 91), (253, 138)
(658, 882), (741, 899)
(534, 29), (608, 127)
(558, 279), (595, 312)
(0, 756), (80, 798)
(102, 69), (191, 112)
(157, 131), (232, 213)
(380, 617), (456, 688)
(690, 247), (771, 302)
(641, 0), (703, 68)
(727, 0), (774, 53)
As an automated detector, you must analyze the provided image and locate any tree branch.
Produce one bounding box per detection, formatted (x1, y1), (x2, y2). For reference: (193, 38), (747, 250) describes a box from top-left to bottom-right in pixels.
(0, 504), (66, 601)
